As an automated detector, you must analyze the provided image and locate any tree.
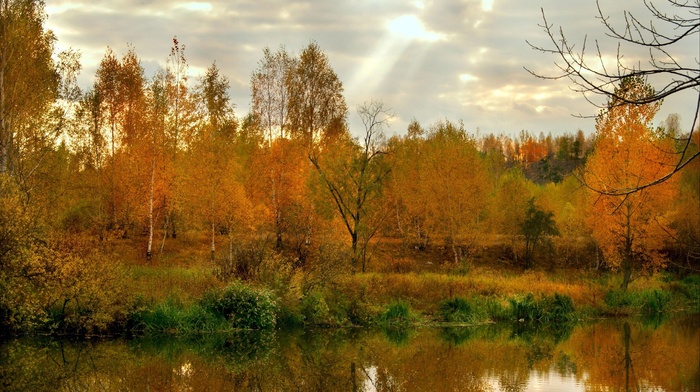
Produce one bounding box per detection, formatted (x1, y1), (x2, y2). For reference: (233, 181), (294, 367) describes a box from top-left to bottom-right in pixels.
(286, 41), (347, 146)
(251, 45), (296, 141)
(528, 0), (699, 193)
(584, 76), (678, 290)
(421, 120), (489, 264)
(387, 120), (430, 249)
(520, 198), (559, 269)
(185, 62), (239, 261)
(160, 36), (194, 243)
(310, 100), (392, 272)
(0, 0), (60, 183)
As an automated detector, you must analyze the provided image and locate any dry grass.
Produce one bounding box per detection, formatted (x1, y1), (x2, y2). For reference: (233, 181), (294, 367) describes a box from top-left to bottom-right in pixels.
(334, 266), (671, 315)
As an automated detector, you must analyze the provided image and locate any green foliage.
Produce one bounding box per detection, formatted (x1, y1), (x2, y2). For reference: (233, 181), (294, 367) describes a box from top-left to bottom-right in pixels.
(135, 300), (229, 335)
(520, 198), (560, 268)
(439, 297), (473, 323)
(300, 291), (332, 326)
(604, 289), (633, 309)
(639, 290), (671, 315)
(200, 282), (278, 329)
(545, 293), (576, 322)
(509, 294), (541, 321)
(379, 301), (413, 326)
(509, 293), (575, 322)
(669, 275), (700, 303)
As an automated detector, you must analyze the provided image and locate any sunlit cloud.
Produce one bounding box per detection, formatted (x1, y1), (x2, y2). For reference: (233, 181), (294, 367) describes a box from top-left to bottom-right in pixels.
(482, 0), (494, 12)
(459, 73), (479, 83)
(386, 15), (445, 42)
(175, 2), (213, 12)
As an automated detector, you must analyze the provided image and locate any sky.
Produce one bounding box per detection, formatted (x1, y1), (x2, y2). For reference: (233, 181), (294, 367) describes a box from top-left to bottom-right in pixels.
(45, 0), (699, 138)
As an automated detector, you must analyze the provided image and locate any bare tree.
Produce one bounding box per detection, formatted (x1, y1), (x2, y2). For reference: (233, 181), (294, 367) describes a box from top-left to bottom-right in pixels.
(310, 100), (393, 273)
(527, 0), (699, 195)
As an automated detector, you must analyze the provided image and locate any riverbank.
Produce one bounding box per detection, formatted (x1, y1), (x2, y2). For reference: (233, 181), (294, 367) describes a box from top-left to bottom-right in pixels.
(2, 235), (698, 337)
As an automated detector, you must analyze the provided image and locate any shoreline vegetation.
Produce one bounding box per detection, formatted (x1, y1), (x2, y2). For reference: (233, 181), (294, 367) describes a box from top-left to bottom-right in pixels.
(3, 237), (698, 338)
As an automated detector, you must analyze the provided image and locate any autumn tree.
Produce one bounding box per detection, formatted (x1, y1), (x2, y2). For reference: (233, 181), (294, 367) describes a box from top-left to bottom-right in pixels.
(528, 0), (699, 192)
(159, 37), (194, 243)
(0, 0), (60, 186)
(251, 45), (296, 141)
(286, 41), (347, 146)
(584, 76), (677, 290)
(184, 63), (242, 261)
(311, 100), (392, 272)
(387, 119), (430, 249)
(421, 120), (489, 263)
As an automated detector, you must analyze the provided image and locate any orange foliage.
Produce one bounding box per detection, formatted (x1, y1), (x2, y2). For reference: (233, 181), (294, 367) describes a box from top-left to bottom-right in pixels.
(584, 77), (678, 289)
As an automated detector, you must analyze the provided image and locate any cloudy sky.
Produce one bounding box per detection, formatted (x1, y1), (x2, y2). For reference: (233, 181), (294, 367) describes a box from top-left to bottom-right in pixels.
(45, 0), (698, 138)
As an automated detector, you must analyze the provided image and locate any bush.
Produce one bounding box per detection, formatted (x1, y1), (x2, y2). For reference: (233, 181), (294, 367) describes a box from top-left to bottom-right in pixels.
(300, 291), (332, 326)
(543, 293), (576, 322)
(379, 301), (412, 326)
(604, 290), (633, 309)
(509, 293), (575, 322)
(439, 297), (473, 323)
(509, 294), (541, 321)
(640, 289), (671, 315)
(201, 282), (278, 329)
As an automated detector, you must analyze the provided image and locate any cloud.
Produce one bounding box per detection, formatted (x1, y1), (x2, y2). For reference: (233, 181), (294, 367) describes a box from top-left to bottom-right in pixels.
(45, 0), (698, 137)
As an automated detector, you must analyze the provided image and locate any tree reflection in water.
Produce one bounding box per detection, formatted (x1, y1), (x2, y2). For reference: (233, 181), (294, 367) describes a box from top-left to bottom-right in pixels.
(0, 318), (697, 391)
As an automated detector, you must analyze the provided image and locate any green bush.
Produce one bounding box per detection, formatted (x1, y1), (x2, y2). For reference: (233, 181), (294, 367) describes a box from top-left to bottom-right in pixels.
(484, 298), (509, 322)
(379, 301), (412, 326)
(439, 297), (473, 323)
(134, 299), (229, 335)
(509, 294), (541, 321)
(640, 289), (671, 315)
(201, 282), (278, 329)
(543, 293), (575, 322)
(509, 293), (575, 322)
(604, 290), (633, 309)
(300, 291), (332, 326)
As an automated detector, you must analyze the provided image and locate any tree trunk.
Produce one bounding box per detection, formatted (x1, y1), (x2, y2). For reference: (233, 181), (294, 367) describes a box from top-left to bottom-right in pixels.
(351, 231), (358, 274)
(0, 49), (7, 175)
(228, 232), (233, 264)
(621, 204), (633, 290)
(210, 222), (216, 262)
(146, 159), (155, 261)
(624, 322), (632, 392)
(621, 255), (632, 291)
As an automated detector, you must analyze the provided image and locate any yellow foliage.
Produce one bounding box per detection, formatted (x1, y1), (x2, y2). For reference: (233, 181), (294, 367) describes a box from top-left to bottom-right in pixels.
(584, 77), (678, 288)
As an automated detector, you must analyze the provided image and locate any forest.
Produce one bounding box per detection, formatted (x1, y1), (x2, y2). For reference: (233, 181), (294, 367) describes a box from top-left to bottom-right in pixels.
(0, 0), (698, 335)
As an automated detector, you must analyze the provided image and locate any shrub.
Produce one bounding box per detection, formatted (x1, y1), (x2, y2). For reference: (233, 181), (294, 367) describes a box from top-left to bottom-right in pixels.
(439, 297), (473, 323)
(509, 294), (541, 321)
(137, 300), (185, 334)
(201, 282), (278, 329)
(508, 293), (575, 322)
(639, 289), (671, 315)
(604, 289), (632, 309)
(379, 301), (412, 326)
(543, 293), (575, 322)
(300, 291), (332, 326)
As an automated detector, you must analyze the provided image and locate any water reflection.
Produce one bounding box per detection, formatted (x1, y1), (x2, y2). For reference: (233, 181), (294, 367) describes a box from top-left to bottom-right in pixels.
(0, 318), (697, 391)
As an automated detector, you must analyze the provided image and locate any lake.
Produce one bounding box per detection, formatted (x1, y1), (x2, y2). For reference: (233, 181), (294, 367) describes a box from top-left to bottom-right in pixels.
(1, 317), (697, 391)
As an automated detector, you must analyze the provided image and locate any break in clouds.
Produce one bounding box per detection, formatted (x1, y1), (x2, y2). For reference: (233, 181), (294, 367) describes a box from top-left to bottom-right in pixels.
(45, 0), (697, 137)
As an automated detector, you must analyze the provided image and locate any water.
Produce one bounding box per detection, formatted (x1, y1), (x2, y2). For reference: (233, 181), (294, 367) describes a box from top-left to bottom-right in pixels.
(0, 318), (697, 391)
